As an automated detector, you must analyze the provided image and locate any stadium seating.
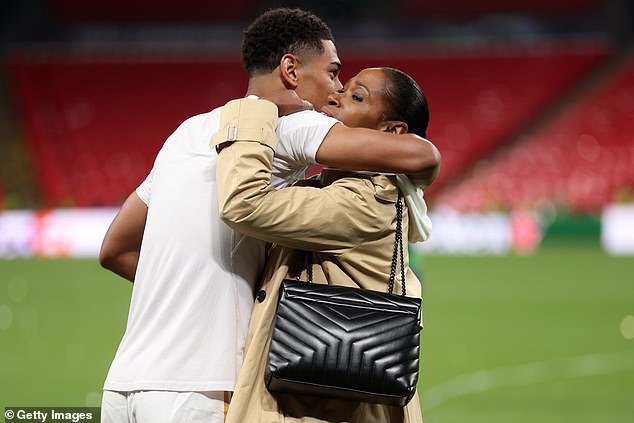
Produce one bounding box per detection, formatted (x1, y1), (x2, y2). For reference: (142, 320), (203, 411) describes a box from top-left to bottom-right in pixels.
(435, 52), (634, 212)
(7, 41), (608, 207)
(339, 42), (608, 200)
(8, 52), (247, 206)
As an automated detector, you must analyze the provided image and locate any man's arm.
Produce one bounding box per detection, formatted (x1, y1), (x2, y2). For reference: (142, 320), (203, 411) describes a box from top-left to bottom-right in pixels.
(99, 192), (148, 282)
(315, 124), (441, 186)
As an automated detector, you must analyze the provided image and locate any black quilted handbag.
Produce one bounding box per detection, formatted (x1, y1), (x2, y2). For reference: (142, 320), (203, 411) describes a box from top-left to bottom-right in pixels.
(265, 194), (422, 406)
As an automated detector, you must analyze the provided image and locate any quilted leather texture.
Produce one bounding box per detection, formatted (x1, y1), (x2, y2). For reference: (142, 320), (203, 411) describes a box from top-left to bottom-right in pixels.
(266, 280), (422, 406)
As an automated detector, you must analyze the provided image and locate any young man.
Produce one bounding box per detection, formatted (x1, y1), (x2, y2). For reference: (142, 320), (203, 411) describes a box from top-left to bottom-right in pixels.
(99, 8), (440, 423)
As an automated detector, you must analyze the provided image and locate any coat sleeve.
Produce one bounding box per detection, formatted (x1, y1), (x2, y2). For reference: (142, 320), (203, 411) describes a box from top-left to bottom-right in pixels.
(213, 98), (393, 255)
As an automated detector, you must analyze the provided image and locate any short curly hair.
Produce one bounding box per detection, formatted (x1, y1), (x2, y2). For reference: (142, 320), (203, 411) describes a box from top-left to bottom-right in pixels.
(241, 8), (334, 77)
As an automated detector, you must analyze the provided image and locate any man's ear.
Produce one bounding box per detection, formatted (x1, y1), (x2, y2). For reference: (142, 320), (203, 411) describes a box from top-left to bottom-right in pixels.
(280, 54), (300, 89)
(381, 121), (408, 135)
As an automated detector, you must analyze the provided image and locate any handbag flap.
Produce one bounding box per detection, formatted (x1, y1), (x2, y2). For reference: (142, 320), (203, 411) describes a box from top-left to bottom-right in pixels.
(280, 280), (421, 318)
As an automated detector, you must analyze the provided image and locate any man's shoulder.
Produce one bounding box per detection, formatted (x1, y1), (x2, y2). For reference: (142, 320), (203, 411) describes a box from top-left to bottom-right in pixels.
(168, 108), (221, 138)
(278, 110), (339, 131)
(180, 107), (221, 126)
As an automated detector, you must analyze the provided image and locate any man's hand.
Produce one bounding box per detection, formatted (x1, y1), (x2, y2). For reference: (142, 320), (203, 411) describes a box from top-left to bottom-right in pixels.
(260, 89), (312, 116)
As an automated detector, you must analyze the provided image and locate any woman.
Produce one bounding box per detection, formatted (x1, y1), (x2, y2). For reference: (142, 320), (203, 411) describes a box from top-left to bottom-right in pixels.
(214, 67), (437, 423)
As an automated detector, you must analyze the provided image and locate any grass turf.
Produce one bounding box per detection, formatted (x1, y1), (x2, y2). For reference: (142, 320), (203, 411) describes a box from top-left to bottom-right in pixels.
(0, 238), (632, 421)
(415, 239), (634, 422)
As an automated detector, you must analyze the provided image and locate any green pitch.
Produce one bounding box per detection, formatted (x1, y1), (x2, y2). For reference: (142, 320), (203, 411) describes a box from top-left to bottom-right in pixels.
(414, 238), (634, 422)
(1, 238), (632, 422)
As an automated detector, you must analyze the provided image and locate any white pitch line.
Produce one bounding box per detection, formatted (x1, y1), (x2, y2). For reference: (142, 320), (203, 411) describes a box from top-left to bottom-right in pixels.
(421, 349), (634, 411)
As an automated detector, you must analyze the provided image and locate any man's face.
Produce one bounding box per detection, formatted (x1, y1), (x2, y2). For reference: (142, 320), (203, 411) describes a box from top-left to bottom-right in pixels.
(294, 40), (342, 111)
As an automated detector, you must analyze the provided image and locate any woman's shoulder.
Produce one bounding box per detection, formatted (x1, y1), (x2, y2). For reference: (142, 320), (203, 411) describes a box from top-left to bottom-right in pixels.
(320, 169), (399, 203)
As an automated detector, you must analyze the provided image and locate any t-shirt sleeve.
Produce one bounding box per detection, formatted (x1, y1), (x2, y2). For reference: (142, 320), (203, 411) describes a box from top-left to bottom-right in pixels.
(135, 145), (165, 206)
(276, 110), (338, 162)
(134, 123), (178, 205)
(135, 168), (152, 206)
(272, 110), (339, 188)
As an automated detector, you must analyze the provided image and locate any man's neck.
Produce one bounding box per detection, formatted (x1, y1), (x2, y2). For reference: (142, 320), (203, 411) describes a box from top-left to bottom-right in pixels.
(245, 72), (288, 98)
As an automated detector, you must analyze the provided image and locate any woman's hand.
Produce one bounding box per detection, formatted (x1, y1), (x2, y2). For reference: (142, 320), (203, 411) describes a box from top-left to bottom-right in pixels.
(260, 89), (313, 116)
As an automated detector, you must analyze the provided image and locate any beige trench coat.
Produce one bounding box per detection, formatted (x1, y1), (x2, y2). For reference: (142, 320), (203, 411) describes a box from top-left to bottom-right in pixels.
(213, 99), (425, 423)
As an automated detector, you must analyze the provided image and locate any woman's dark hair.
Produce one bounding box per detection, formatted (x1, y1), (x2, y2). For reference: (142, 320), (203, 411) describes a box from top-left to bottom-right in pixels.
(242, 8), (334, 77)
(378, 67), (429, 138)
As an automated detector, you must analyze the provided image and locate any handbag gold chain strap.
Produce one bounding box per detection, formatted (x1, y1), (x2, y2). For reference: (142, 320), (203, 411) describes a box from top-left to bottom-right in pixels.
(388, 193), (406, 295)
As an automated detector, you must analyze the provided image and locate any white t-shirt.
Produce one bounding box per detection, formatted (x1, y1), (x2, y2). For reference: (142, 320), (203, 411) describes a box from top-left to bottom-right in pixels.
(103, 107), (338, 392)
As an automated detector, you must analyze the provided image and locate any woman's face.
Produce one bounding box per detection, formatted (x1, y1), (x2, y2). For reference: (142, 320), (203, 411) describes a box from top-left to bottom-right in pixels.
(320, 68), (390, 130)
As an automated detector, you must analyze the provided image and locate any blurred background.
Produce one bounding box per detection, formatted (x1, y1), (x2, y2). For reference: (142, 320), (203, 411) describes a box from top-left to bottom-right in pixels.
(0, 1), (633, 422)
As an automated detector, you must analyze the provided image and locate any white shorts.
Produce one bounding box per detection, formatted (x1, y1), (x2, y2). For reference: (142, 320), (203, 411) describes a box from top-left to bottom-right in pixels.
(101, 390), (230, 423)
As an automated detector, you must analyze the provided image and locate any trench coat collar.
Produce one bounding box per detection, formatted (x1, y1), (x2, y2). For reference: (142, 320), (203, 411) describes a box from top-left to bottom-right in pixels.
(319, 168), (398, 203)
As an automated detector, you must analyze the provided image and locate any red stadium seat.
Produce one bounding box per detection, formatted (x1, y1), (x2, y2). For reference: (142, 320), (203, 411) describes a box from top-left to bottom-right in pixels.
(6, 41), (608, 208)
(338, 41), (607, 200)
(8, 52), (247, 206)
(436, 52), (634, 212)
